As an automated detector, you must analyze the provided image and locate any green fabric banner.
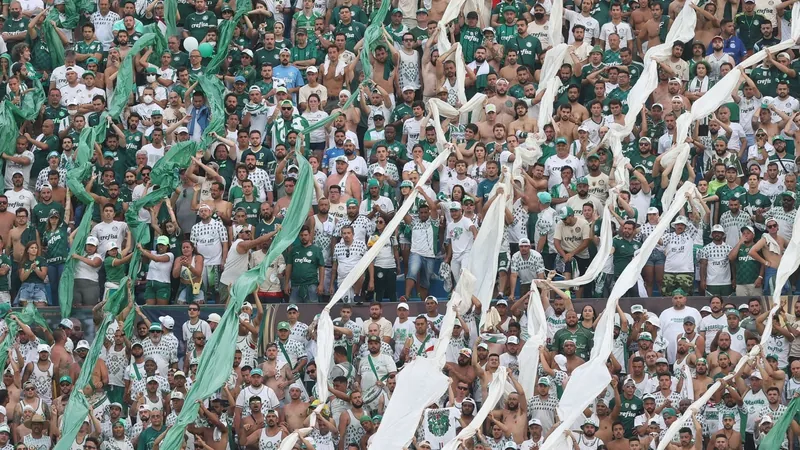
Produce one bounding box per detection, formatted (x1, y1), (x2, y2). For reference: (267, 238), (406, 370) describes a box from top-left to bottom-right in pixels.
(164, 0), (178, 37)
(59, 125), (98, 318)
(761, 396), (800, 448)
(51, 295), (127, 450)
(159, 154), (315, 450)
(0, 78), (46, 172)
(0, 304), (51, 371)
(108, 31), (167, 118)
(42, 9), (67, 69)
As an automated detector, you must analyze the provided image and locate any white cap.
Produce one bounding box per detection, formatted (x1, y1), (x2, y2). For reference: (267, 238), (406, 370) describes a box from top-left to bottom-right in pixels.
(528, 418), (542, 427)
(646, 316), (661, 328)
(631, 305), (644, 314)
(76, 340), (90, 350)
(176, 126), (190, 134)
(159, 315), (175, 329)
(507, 336), (520, 345)
(647, 207), (659, 215)
(170, 391), (185, 400)
(701, 306), (712, 313)
(485, 104), (497, 113)
(397, 302), (409, 310)
(208, 313), (221, 323)
(37, 344), (51, 354)
(85, 236), (99, 247)
(59, 318), (74, 329)
(554, 354), (567, 371)
(711, 224), (725, 233)
(760, 415), (773, 425)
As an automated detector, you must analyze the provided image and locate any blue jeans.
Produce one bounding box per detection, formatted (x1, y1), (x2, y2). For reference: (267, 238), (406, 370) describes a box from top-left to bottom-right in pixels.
(48, 263), (65, 306)
(17, 282), (48, 305)
(290, 285), (319, 303)
(764, 267), (790, 295)
(407, 253), (435, 289)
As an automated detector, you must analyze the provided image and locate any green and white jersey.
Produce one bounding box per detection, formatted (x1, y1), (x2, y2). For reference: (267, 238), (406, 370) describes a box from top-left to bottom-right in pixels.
(509, 250), (545, 284)
(409, 216), (439, 258)
(765, 206), (796, 241)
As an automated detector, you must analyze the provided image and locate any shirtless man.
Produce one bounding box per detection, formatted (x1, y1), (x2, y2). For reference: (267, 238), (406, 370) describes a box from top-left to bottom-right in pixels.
(260, 344), (293, 403)
(508, 101), (538, 136)
(488, 370), (528, 444)
(428, 0), (447, 23)
(487, 79), (516, 127)
(760, 355), (786, 397)
(477, 105), (500, 144)
(596, 383), (622, 443)
(370, 32), (398, 98)
(749, 217), (787, 293)
(282, 384), (310, 432)
(605, 422), (629, 450)
(242, 408), (287, 450)
(638, 3), (670, 57)
(563, 340), (586, 373)
(0, 195), (16, 244)
(320, 45), (348, 105)
(324, 157), (363, 201)
(443, 349), (477, 392)
(692, 2), (721, 45)
(668, 0), (686, 19)
(50, 329), (74, 377)
(498, 49), (521, 86)
(566, 86), (590, 123)
(708, 332), (742, 370)
(554, 104), (579, 145)
(8, 208), (39, 265)
(630, 0), (652, 34)
(472, 339), (501, 402)
(752, 104), (790, 138)
(692, 358), (713, 400)
(196, 396), (230, 450)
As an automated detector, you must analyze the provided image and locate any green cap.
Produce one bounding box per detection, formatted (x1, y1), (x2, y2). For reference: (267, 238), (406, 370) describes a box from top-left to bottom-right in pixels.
(537, 376), (551, 386)
(576, 177), (588, 185)
(662, 408), (677, 418)
(463, 195), (475, 204)
(221, 4), (233, 11)
(590, 45), (603, 54)
(559, 206), (574, 220)
(773, 135), (785, 143)
(145, 66), (158, 74)
(82, 70), (95, 78)
(360, 415), (373, 423)
(59, 375), (73, 384)
(391, 7), (402, 14)
(277, 321), (290, 331)
(725, 309), (740, 317)
(638, 332), (653, 341)
(672, 288), (687, 296)
(47, 151), (59, 159)
(766, 354), (779, 361)
(367, 178), (380, 188)
(372, 415), (383, 422)
(156, 235), (170, 246)
(346, 198), (358, 207)
(555, 137), (568, 145)
(781, 191), (796, 200)
(150, 108), (162, 116)
(400, 180), (413, 188)
(86, 57), (98, 64)
(587, 153), (600, 160)
(722, 412), (735, 419)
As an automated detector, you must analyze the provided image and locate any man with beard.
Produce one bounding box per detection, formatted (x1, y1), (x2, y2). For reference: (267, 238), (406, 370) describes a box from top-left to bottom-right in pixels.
(487, 78), (516, 127)
(611, 378), (644, 438)
(325, 157), (363, 202)
(282, 384), (310, 432)
(235, 369), (280, 432)
(698, 297), (727, 355)
(337, 390), (368, 450)
(242, 154), (274, 205)
(551, 310), (593, 361)
(708, 331), (743, 370)
(241, 407), (286, 450)
(402, 315), (436, 361)
(741, 371), (767, 447)
(259, 344), (293, 404)
(457, 397), (477, 429)
(234, 180), (261, 226)
(688, 357), (712, 401)
(698, 227), (734, 296)
(487, 371), (528, 444)
(572, 417), (604, 450)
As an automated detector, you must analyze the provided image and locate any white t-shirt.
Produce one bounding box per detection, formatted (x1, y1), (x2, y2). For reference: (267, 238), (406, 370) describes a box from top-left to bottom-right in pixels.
(599, 21), (633, 49)
(50, 65), (86, 90)
(662, 227), (697, 273)
(140, 143), (165, 167)
(402, 117), (424, 154)
(4, 150), (35, 190)
(91, 220), (129, 259)
(446, 218), (475, 257)
(544, 154), (585, 189)
(699, 314), (728, 354)
(658, 307), (702, 362)
(190, 220), (229, 265)
(4, 189), (37, 215)
(75, 253), (103, 281)
(236, 384), (280, 412)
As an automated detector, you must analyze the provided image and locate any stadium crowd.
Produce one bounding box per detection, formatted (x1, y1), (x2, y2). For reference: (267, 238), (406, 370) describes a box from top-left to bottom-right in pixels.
(1, 0), (800, 448)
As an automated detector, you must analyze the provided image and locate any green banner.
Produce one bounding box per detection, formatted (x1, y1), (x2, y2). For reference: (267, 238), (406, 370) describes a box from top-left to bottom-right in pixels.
(761, 396), (800, 448)
(0, 304), (51, 371)
(0, 78), (46, 172)
(159, 154), (315, 450)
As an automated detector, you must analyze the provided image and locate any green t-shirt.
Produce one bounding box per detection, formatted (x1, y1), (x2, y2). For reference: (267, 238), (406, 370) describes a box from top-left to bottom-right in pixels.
(550, 327), (593, 360)
(238, 200), (262, 226)
(0, 254), (12, 292)
(256, 217), (283, 238)
(612, 236), (641, 276)
(734, 13), (767, 50)
(43, 227), (69, 265)
(459, 26), (483, 64)
(123, 130), (145, 168)
(505, 35), (542, 69)
(75, 40), (103, 68)
(255, 47), (281, 69)
(104, 255), (128, 284)
(184, 11), (218, 41)
(22, 257), (47, 284)
(240, 146), (277, 175)
(735, 244), (760, 284)
(334, 21), (367, 52)
(32, 202), (65, 235)
(137, 425), (166, 450)
(609, 395), (644, 438)
(749, 65), (778, 97)
(716, 184), (746, 216)
(289, 244), (324, 285)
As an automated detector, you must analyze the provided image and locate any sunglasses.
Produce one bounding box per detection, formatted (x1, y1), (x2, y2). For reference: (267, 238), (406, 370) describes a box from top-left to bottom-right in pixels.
(25, 387), (35, 391)
(150, 330), (162, 334)
(282, 107), (292, 111)
(768, 224), (778, 229)
(346, 249), (351, 258)
(195, 336), (206, 340)
(188, 308), (199, 312)
(403, 38), (413, 42)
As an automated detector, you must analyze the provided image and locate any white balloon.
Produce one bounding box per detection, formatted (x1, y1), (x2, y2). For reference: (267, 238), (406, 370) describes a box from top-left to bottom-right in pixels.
(183, 37), (199, 53)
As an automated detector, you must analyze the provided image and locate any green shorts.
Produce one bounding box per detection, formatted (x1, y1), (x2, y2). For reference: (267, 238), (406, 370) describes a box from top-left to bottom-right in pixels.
(705, 285), (733, 296)
(144, 280), (172, 300)
(498, 252), (509, 273)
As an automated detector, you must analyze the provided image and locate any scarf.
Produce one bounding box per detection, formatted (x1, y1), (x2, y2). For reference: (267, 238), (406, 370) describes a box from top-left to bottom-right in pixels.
(689, 76), (710, 93)
(323, 56), (347, 77)
(763, 233), (782, 254)
(243, 100), (270, 114)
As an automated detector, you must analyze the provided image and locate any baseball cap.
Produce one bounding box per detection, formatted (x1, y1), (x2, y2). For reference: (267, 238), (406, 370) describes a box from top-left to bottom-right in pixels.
(485, 104), (497, 113)
(208, 313), (221, 323)
(277, 321), (291, 331)
(555, 137), (568, 145)
(85, 236), (99, 247)
(507, 336), (520, 344)
(176, 126), (189, 134)
(156, 235), (170, 246)
(711, 224), (725, 233)
(306, 66), (318, 74)
(287, 303), (299, 311)
(234, 75), (247, 83)
(683, 316), (696, 325)
(638, 332), (653, 341)
(519, 238), (531, 246)
(37, 344), (51, 353)
(76, 340), (91, 350)
(397, 302), (409, 310)
(631, 305), (644, 314)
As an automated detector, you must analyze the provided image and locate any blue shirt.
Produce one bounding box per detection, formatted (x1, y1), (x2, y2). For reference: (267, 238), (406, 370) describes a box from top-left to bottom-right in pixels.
(706, 36), (746, 63)
(272, 64), (305, 101)
(323, 147), (344, 173)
